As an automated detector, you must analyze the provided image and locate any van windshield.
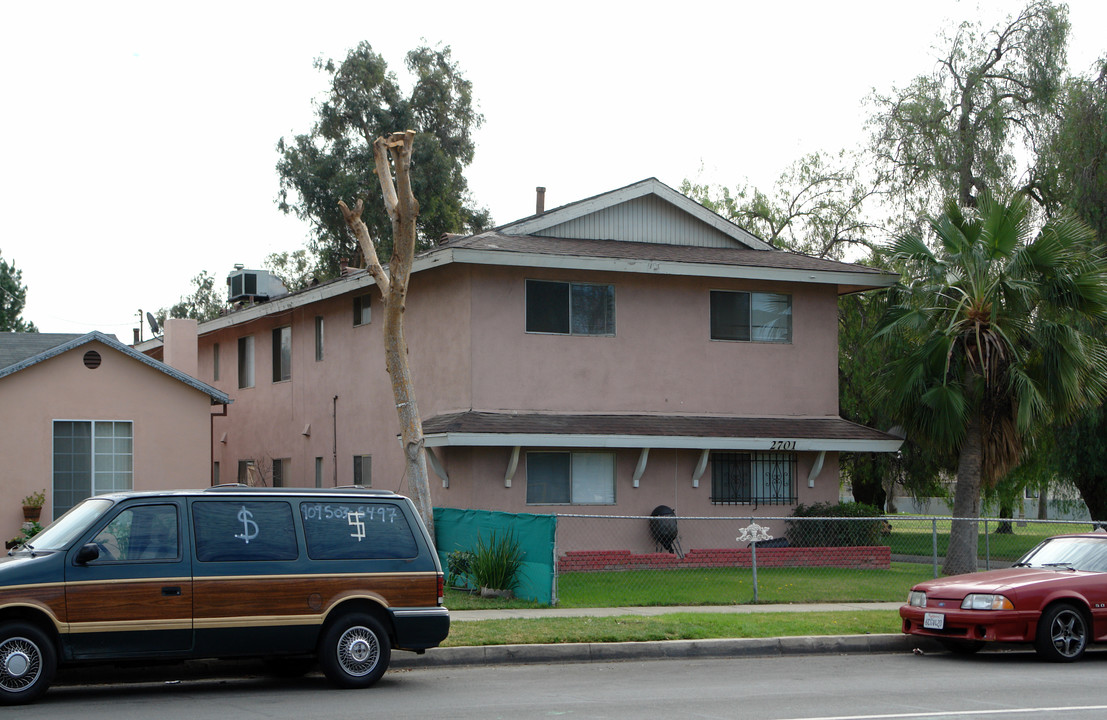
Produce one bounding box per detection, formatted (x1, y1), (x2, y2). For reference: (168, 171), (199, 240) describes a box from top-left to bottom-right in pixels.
(26, 498), (114, 551)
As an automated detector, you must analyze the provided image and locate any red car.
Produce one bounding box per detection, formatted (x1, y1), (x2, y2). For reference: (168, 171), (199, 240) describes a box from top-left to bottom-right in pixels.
(900, 533), (1107, 661)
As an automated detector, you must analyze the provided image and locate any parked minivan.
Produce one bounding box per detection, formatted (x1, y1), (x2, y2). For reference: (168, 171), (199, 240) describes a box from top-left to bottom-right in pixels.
(0, 485), (449, 704)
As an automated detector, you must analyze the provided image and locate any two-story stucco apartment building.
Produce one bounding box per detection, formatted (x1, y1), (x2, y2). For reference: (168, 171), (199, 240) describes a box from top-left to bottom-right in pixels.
(141, 179), (902, 550)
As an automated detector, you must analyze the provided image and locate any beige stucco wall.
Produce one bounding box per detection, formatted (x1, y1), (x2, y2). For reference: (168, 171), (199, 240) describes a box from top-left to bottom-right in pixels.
(192, 262), (845, 525)
(0, 340), (215, 540)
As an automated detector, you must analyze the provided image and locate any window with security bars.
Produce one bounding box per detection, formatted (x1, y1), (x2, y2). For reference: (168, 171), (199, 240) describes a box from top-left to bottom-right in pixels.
(710, 452), (796, 505)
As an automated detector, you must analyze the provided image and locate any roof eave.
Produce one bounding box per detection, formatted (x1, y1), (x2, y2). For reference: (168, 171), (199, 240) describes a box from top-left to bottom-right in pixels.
(423, 431), (903, 453)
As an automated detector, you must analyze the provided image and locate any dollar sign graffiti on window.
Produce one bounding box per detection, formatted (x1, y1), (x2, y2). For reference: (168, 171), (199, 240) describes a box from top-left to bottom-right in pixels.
(348, 510), (366, 542)
(235, 506), (259, 544)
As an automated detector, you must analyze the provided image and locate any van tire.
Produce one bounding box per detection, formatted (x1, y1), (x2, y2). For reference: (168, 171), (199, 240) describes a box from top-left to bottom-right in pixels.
(319, 613), (391, 688)
(0, 621), (56, 705)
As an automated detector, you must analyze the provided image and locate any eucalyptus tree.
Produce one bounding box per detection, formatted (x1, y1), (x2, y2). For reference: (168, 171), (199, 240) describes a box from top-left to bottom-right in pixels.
(277, 43), (489, 278)
(869, 0), (1069, 217)
(876, 194), (1107, 575)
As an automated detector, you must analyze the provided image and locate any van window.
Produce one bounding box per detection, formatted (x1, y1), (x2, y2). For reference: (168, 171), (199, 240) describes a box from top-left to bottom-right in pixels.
(91, 504), (179, 561)
(300, 502), (418, 560)
(193, 501), (298, 562)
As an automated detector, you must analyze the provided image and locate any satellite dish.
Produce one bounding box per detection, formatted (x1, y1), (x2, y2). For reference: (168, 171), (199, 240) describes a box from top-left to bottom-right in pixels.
(146, 312), (160, 335)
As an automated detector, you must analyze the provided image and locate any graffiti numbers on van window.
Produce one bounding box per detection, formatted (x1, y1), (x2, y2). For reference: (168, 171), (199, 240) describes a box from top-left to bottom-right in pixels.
(235, 506), (259, 544)
(769, 440), (796, 451)
(302, 504), (399, 525)
(348, 510), (366, 542)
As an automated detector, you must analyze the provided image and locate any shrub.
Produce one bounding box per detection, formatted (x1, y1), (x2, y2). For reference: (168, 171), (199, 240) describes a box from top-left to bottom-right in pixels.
(470, 530), (524, 592)
(785, 502), (884, 547)
(446, 549), (475, 589)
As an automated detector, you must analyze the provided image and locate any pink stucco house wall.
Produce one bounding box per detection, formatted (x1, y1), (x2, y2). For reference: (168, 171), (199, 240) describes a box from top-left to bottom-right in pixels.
(142, 179), (902, 551)
(0, 331), (230, 542)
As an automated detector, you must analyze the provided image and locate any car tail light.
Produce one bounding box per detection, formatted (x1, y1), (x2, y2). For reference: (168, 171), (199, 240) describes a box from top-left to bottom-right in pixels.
(437, 572), (444, 605)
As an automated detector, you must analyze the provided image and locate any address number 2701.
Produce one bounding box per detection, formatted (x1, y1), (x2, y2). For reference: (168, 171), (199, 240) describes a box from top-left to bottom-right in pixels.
(769, 440), (796, 451)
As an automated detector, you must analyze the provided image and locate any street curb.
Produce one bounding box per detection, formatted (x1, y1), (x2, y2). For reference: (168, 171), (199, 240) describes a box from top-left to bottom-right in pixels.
(391, 634), (945, 668)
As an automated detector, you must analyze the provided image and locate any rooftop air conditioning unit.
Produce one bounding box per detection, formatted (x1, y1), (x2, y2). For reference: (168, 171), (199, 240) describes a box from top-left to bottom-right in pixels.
(227, 268), (288, 304)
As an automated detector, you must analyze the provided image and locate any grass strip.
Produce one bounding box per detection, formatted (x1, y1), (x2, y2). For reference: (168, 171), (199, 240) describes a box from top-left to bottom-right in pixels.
(441, 610), (900, 646)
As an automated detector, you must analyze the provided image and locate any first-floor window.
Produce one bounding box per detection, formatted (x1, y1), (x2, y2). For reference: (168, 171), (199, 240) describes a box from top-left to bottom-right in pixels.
(710, 452), (796, 505)
(354, 455), (371, 486)
(238, 459), (256, 484)
(52, 420), (133, 517)
(315, 457), (324, 488)
(526, 451), (615, 504)
(272, 458), (290, 487)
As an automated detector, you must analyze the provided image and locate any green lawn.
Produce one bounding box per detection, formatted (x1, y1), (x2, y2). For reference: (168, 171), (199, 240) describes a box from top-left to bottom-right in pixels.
(883, 518), (1060, 562)
(446, 561), (931, 610)
(442, 610), (901, 646)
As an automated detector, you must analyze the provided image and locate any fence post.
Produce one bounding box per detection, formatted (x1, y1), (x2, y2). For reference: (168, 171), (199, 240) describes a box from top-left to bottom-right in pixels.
(932, 517), (939, 578)
(751, 541), (759, 603)
(552, 515), (559, 606)
(984, 518), (990, 571)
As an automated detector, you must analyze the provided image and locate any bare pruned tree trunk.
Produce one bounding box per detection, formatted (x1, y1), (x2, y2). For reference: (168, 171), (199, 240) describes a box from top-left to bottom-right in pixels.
(339, 129), (435, 544)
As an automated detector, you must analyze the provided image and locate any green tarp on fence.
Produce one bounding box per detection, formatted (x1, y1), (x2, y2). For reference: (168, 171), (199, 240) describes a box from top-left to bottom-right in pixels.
(433, 507), (556, 604)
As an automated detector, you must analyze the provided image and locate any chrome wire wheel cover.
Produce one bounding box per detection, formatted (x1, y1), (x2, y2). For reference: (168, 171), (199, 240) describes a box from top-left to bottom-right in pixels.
(335, 625), (380, 677)
(0, 636), (41, 693)
(1048, 608), (1087, 659)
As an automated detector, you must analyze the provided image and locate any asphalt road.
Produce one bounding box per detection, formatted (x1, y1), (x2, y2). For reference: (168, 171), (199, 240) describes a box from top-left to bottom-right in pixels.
(23, 649), (1107, 719)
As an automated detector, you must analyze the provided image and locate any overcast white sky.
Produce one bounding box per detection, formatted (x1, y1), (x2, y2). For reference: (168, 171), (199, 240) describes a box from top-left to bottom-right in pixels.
(2, 0), (1104, 335)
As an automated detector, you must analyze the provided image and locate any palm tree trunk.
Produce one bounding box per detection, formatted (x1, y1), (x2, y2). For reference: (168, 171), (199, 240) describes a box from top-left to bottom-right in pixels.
(945, 414), (983, 575)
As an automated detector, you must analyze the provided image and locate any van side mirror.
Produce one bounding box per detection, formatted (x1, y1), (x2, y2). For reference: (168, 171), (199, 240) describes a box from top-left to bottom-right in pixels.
(76, 543), (100, 565)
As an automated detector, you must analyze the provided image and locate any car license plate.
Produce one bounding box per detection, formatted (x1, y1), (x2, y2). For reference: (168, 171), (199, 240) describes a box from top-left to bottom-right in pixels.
(923, 612), (945, 630)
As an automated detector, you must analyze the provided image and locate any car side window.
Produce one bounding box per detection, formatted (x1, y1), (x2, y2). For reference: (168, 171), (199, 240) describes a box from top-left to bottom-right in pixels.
(300, 502), (418, 560)
(193, 501), (298, 562)
(91, 504), (179, 562)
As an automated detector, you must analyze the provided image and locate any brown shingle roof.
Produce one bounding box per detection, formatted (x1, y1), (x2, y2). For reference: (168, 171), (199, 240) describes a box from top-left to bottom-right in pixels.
(441, 232), (888, 278)
(423, 411), (899, 444)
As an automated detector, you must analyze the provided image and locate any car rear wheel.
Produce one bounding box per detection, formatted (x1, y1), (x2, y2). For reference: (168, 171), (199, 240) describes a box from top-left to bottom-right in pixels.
(1034, 603), (1088, 662)
(318, 613), (391, 689)
(938, 639), (985, 655)
(0, 621), (57, 705)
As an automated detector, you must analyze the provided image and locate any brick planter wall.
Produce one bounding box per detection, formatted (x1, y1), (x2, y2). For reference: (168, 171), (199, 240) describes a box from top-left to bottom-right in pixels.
(557, 546), (891, 573)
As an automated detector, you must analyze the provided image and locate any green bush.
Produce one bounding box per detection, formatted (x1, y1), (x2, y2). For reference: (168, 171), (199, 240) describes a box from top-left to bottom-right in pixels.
(446, 549), (476, 589)
(470, 530), (524, 592)
(785, 502), (885, 547)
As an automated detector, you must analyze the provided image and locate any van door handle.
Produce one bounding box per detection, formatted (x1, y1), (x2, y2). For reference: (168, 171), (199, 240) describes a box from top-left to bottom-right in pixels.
(162, 586), (182, 596)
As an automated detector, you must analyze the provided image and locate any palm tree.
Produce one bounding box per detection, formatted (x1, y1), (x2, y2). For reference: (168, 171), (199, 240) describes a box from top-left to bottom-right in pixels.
(876, 194), (1107, 575)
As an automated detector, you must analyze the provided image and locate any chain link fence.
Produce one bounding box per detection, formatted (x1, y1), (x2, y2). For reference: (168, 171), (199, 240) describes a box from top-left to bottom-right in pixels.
(550, 514), (1102, 607)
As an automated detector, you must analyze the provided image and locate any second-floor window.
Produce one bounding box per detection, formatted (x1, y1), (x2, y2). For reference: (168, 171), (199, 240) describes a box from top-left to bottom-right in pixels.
(354, 295), (372, 326)
(710, 290), (792, 343)
(525, 279), (615, 336)
(237, 336), (254, 389)
(314, 316), (324, 361)
(272, 326), (291, 382)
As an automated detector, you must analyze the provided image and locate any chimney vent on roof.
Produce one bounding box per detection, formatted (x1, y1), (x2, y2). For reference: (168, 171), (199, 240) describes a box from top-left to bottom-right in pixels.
(536, 186), (546, 215)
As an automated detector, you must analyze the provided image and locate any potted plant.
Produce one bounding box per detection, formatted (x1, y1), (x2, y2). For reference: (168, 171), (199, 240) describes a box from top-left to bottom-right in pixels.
(22, 489), (45, 523)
